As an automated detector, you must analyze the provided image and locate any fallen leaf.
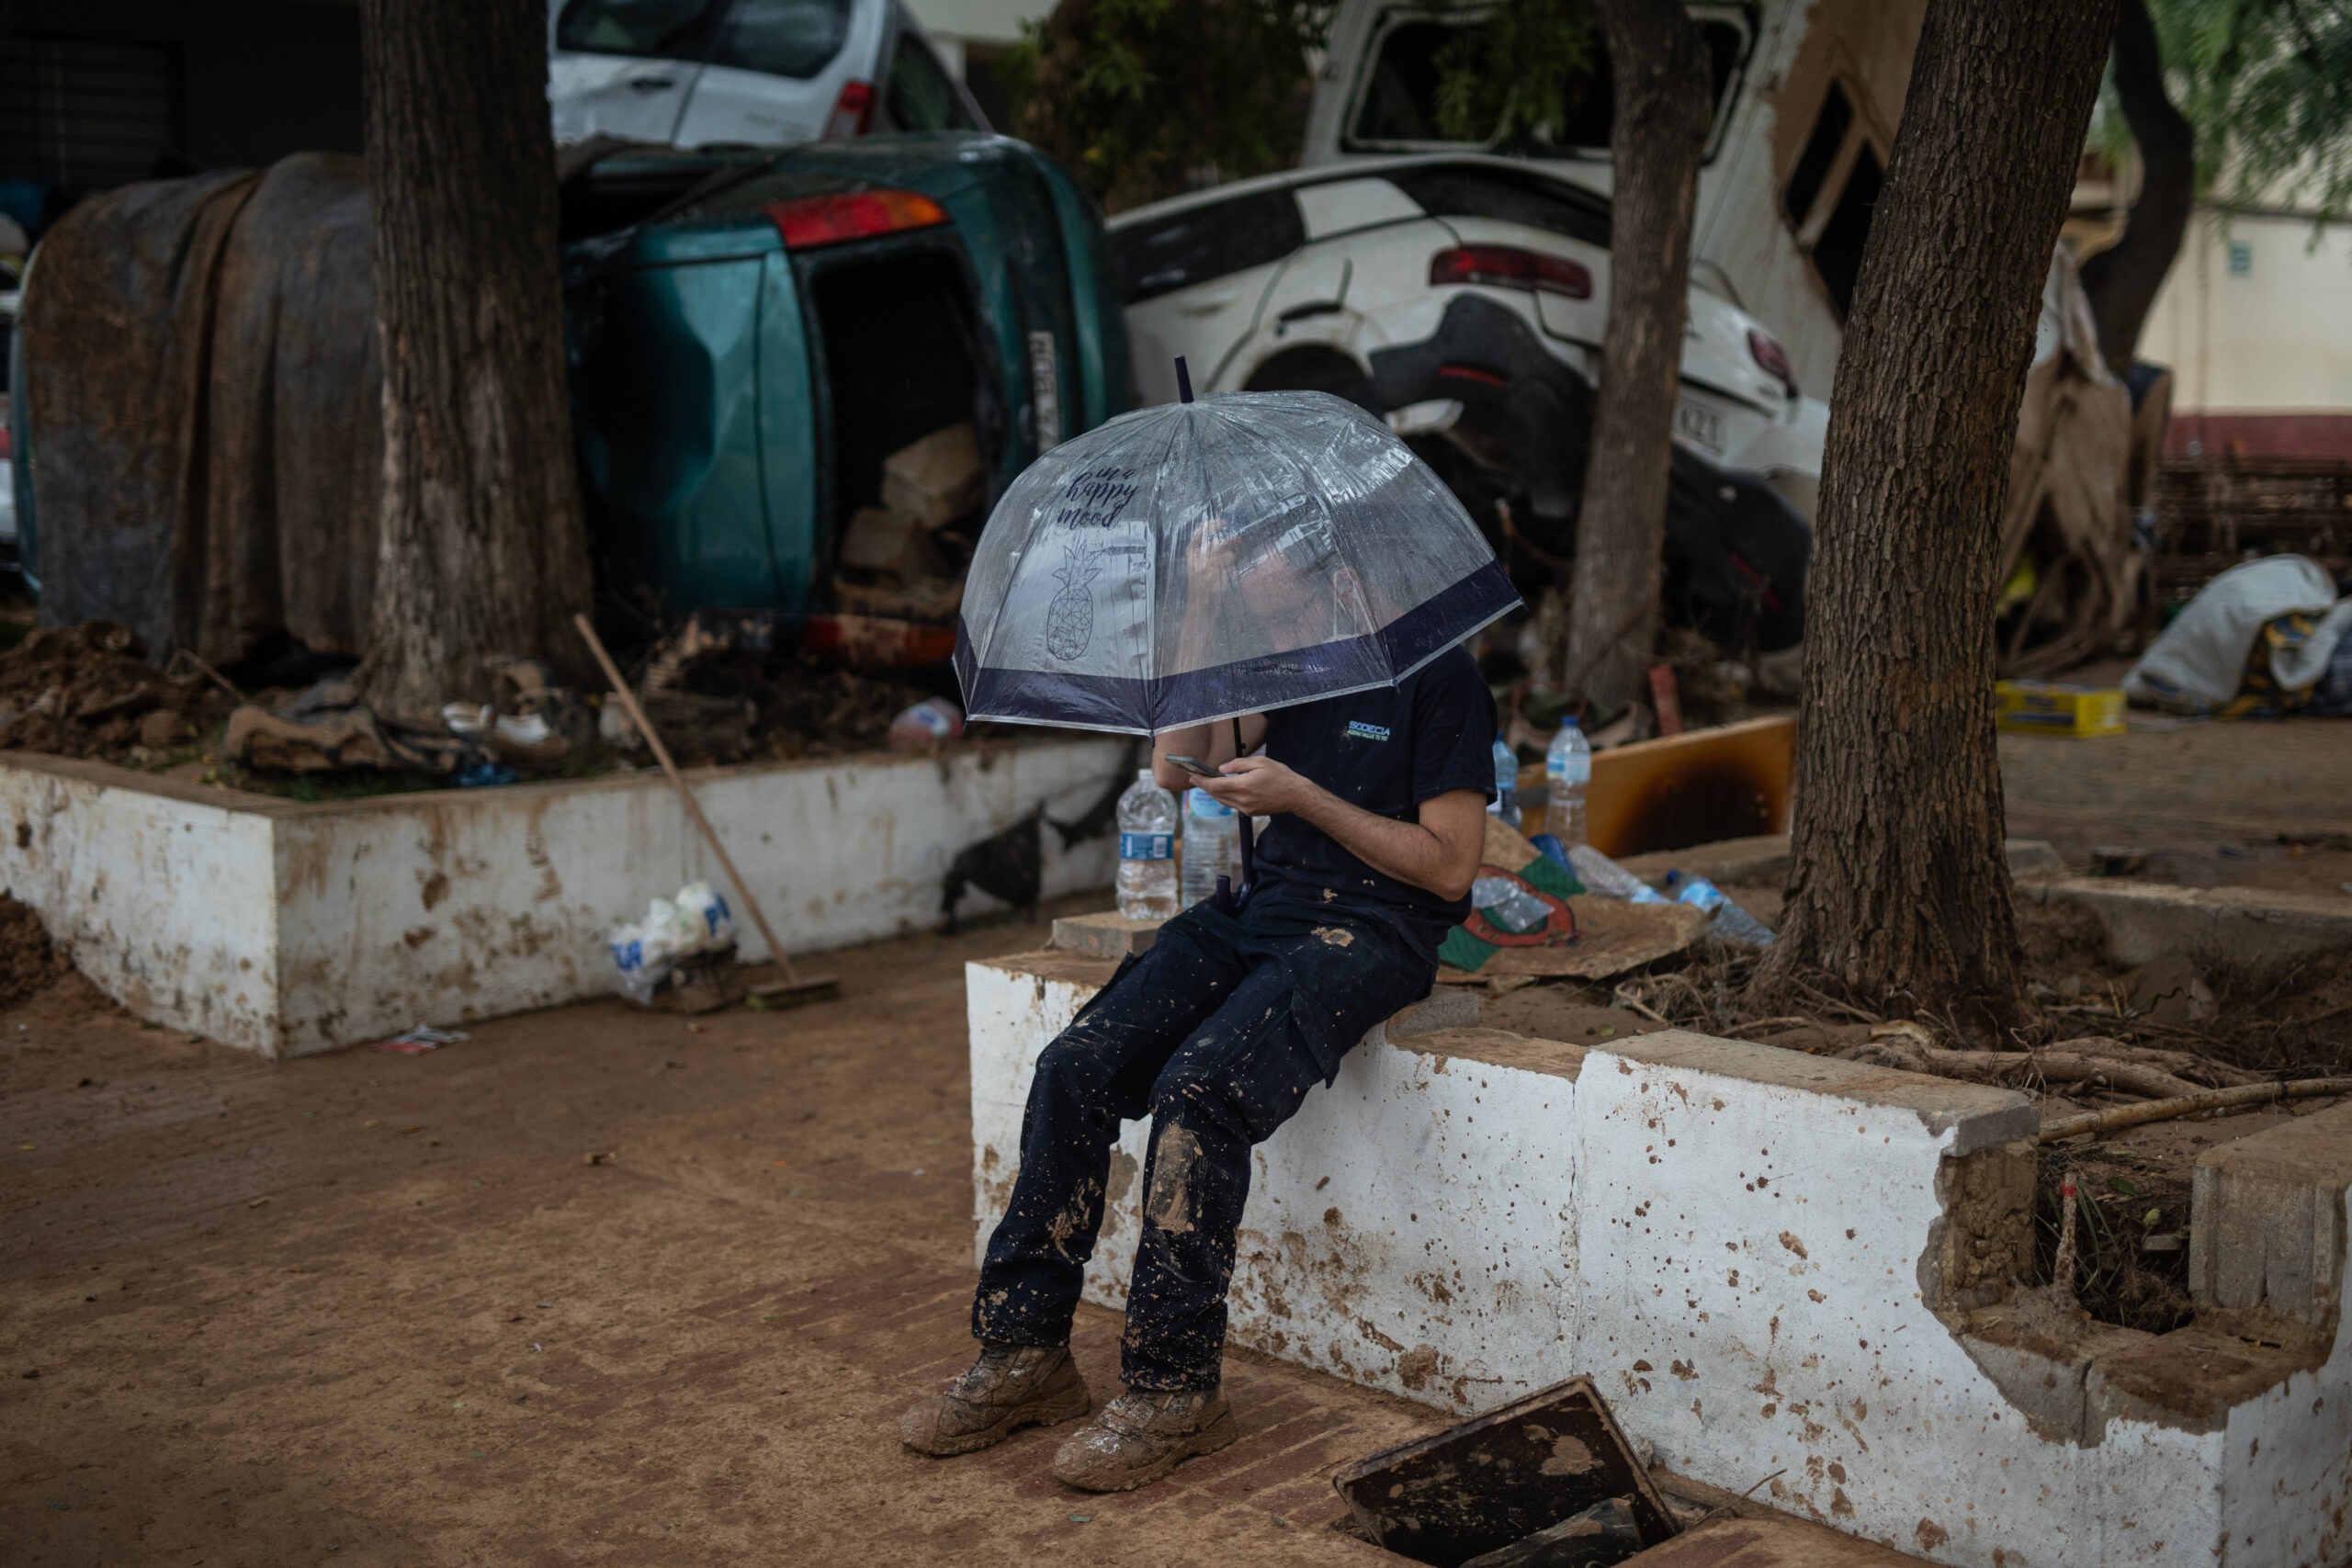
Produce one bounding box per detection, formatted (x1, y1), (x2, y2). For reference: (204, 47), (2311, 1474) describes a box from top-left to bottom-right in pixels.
(583, 1151), (615, 1166)
(2108, 1176), (2139, 1197)
(2143, 1208), (2162, 1226)
(248, 1196), (269, 1208)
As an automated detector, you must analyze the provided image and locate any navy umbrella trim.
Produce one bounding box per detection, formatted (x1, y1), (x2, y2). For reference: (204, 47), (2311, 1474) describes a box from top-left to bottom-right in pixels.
(956, 560), (1519, 734)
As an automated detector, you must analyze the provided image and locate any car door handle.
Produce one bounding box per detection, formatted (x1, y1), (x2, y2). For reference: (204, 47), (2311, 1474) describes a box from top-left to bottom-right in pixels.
(1177, 288), (1238, 314)
(628, 75), (677, 92)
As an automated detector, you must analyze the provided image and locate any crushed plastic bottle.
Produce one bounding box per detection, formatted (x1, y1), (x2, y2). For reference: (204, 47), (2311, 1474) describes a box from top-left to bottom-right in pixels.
(1470, 874), (1551, 934)
(1180, 785), (1239, 909)
(1669, 874), (1777, 944)
(1566, 842), (1668, 905)
(1488, 733), (1521, 829)
(1545, 717), (1589, 846)
(1116, 768), (1180, 920)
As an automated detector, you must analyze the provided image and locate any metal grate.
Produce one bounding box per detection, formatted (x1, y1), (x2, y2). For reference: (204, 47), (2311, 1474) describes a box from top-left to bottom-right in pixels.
(0, 35), (184, 191)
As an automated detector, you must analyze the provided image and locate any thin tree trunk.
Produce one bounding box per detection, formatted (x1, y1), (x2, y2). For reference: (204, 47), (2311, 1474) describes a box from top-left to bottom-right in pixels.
(2079, 0), (2194, 372)
(1757, 0), (2117, 1027)
(1560, 0), (1713, 713)
(357, 0), (591, 719)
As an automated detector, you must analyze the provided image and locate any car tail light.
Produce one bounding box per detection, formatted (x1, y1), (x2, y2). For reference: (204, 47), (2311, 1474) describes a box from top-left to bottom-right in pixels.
(0, 423), (9, 461)
(821, 79), (875, 140)
(765, 189), (948, 251)
(1429, 245), (1591, 299)
(1747, 328), (1796, 393)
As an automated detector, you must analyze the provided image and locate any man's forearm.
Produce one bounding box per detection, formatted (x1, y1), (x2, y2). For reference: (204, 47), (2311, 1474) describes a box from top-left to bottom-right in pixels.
(1284, 783), (1466, 898)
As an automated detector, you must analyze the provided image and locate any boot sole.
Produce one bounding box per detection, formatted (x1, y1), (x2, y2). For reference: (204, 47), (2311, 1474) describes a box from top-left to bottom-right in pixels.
(908, 1381), (1092, 1458)
(1058, 1404), (1239, 1492)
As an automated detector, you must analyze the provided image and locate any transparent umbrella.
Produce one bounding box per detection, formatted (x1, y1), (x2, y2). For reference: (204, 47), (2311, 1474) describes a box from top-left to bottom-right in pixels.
(956, 378), (1520, 735)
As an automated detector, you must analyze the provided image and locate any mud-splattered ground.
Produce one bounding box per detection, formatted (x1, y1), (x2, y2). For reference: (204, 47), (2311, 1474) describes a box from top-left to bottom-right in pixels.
(0, 915), (1442, 1566)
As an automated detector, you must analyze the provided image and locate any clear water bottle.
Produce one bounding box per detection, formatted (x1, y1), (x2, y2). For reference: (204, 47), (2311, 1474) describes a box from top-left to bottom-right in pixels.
(1115, 768), (1179, 920)
(1180, 785), (1239, 908)
(1670, 874), (1776, 945)
(1470, 874), (1552, 934)
(1545, 717), (1590, 846)
(1488, 733), (1521, 829)
(1566, 842), (1668, 905)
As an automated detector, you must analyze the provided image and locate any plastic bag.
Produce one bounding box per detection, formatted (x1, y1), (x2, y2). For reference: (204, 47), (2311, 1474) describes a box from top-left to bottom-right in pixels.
(673, 881), (735, 954)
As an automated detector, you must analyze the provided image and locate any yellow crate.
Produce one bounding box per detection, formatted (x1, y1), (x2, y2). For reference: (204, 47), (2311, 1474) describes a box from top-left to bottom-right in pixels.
(1996, 680), (2126, 737)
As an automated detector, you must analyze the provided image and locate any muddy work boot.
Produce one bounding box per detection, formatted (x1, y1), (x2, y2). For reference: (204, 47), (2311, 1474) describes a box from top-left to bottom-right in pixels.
(1051, 1385), (1237, 1491)
(899, 1343), (1091, 1457)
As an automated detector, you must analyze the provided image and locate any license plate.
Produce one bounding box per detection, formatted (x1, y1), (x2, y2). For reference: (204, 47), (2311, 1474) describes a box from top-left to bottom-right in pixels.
(1674, 397), (1724, 453)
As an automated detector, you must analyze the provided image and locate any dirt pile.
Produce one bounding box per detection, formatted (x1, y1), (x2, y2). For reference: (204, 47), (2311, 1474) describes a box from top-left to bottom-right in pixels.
(0, 622), (229, 761)
(0, 896), (70, 1008)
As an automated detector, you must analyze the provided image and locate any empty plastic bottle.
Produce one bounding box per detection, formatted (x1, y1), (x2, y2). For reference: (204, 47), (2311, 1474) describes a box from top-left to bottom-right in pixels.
(1566, 842), (1669, 905)
(1545, 717), (1590, 846)
(1488, 733), (1521, 829)
(1180, 785), (1240, 908)
(1115, 768), (1180, 920)
(1670, 874), (1776, 945)
(1470, 874), (1552, 934)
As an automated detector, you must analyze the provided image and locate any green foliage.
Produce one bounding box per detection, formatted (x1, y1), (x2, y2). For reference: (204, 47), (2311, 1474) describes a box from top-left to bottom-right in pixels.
(1430, 0), (1598, 144)
(2106, 0), (2352, 222)
(1001, 0), (1332, 212)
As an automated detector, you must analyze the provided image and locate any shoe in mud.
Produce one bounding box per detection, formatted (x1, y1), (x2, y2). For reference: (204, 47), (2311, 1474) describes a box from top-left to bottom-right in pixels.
(899, 1342), (1091, 1457)
(1050, 1385), (1236, 1492)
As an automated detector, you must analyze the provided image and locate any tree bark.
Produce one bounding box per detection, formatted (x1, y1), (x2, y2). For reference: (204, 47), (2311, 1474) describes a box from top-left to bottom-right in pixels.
(1757, 0), (2117, 1026)
(1560, 0), (1713, 713)
(356, 0), (591, 718)
(2079, 0), (2194, 371)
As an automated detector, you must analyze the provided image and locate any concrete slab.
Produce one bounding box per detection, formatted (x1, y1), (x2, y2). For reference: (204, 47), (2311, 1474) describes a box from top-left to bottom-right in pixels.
(1, 739), (1125, 1056)
(1617, 835), (2068, 890)
(968, 961), (2352, 1568)
(1048, 909), (1162, 958)
(2190, 1100), (2352, 1326)
(2023, 876), (2352, 981)
(1627, 1512), (1933, 1566)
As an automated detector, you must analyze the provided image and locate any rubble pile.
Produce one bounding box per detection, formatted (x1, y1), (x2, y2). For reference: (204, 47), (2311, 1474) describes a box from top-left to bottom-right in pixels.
(0, 621), (230, 761)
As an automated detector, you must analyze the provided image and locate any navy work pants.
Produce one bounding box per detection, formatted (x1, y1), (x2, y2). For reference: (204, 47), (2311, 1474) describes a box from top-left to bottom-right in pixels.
(972, 892), (1433, 1390)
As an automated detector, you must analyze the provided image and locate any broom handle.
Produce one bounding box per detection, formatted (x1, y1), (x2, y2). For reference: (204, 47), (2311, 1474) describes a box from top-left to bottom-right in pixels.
(574, 614), (803, 986)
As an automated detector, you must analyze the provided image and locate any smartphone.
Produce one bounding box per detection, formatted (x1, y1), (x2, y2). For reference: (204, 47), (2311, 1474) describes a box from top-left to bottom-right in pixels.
(1164, 755), (1220, 778)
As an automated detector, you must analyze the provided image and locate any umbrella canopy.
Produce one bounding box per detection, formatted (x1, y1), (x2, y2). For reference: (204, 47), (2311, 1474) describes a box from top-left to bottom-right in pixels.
(955, 389), (1520, 734)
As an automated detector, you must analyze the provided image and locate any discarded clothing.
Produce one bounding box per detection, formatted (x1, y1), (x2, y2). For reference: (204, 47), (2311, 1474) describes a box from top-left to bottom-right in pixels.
(2125, 555), (2345, 715)
(973, 896), (1430, 1390)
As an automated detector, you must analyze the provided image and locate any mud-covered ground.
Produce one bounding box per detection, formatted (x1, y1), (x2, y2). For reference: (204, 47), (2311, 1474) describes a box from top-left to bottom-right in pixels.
(0, 910), (1445, 1567)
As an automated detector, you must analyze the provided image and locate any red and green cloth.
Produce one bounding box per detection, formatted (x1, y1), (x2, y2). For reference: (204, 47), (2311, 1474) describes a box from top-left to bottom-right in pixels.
(1437, 850), (1584, 974)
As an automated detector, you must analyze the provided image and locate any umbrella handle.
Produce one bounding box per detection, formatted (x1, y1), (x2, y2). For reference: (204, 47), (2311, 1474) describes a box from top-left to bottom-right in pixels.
(1231, 714), (1254, 905)
(1175, 355), (1194, 403)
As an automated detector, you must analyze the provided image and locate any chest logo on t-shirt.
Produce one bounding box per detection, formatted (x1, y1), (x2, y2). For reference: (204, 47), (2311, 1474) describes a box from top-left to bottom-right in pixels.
(1345, 720), (1391, 742)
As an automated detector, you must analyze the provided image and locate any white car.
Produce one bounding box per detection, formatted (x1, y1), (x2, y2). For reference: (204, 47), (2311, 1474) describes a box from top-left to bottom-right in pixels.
(1108, 156), (1824, 655)
(548, 0), (986, 149)
(1109, 155), (1827, 527)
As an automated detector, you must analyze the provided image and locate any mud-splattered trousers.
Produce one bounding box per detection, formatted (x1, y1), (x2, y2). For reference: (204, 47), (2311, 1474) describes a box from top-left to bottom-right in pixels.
(973, 889), (1434, 1391)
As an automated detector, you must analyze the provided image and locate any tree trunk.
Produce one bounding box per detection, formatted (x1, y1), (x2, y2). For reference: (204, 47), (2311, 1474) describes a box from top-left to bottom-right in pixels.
(1757, 0), (2117, 1026)
(1559, 0), (1713, 713)
(356, 0), (591, 719)
(2079, 0), (2194, 372)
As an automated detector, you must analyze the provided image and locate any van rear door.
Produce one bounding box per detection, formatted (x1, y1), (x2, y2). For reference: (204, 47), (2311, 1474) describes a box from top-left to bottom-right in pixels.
(670, 0), (880, 148)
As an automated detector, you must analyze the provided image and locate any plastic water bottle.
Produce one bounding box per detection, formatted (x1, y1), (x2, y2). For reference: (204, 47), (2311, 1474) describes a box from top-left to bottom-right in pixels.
(1488, 733), (1521, 829)
(1116, 768), (1179, 919)
(1470, 874), (1552, 934)
(1670, 874), (1777, 945)
(1545, 717), (1590, 845)
(1566, 842), (1669, 905)
(1181, 786), (1239, 908)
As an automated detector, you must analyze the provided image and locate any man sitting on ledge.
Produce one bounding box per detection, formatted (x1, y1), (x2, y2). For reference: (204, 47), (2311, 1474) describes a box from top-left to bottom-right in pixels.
(900, 647), (1495, 1491)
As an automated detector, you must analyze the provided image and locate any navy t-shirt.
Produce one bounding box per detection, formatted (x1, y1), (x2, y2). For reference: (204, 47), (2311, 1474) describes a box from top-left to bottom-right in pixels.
(1250, 646), (1498, 963)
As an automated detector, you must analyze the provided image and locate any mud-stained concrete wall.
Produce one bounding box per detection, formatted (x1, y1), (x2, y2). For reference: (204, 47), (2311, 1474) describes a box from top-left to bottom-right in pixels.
(1, 739), (1124, 1056)
(0, 758), (282, 1045)
(967, 960), (2352, 1568)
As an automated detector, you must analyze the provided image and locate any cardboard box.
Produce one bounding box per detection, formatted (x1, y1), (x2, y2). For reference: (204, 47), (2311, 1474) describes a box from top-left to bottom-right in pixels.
(1996, 680), (2126, 737)
(880, 423), (985, 529)
(838, 506), (946, 580)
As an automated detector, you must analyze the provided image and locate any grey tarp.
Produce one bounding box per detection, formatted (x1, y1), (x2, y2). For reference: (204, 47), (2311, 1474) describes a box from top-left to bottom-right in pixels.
(20, 153), (382, 663)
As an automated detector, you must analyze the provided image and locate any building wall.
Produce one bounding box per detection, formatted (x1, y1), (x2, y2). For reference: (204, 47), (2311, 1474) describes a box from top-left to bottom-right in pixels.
(2138, 208), (2352, 459)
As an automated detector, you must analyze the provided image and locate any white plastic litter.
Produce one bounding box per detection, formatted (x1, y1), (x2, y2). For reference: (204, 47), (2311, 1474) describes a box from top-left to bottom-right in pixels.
(2124, 555), (2341, 712)
(607, 881), (737, 1003)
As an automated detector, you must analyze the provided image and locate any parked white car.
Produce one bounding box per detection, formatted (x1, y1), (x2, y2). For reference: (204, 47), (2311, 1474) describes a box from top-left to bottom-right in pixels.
(1109, 155), (1827, 525)
(548, 0), (986, 149)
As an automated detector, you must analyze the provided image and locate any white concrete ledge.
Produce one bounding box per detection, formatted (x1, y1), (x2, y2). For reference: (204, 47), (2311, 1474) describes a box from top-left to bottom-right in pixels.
(967, 954), (2352, 1568)
(2023, 876), (2352, 982)
(0, 739), (1124, 1056)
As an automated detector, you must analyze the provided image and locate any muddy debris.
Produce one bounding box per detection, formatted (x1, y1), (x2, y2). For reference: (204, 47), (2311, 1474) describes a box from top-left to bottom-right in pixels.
(0, 622), (229, 762)
(0, 896), (70, 1010)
